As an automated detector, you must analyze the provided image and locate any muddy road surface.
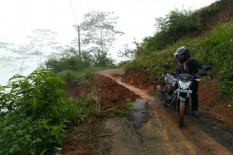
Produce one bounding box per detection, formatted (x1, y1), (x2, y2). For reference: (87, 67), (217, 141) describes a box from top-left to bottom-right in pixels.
(97, 69), (233, 155)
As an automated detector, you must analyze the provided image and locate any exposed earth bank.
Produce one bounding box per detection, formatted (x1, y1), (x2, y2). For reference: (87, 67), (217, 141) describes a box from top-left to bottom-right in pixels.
(61, 69), (233, 155)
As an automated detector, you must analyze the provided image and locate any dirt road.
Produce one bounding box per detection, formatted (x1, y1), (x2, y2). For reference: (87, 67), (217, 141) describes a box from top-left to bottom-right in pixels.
(97, 69), (233, 155)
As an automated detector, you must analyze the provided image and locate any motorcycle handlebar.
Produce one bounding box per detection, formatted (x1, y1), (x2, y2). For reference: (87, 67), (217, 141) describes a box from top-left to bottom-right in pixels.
(162, 65), (212, 79)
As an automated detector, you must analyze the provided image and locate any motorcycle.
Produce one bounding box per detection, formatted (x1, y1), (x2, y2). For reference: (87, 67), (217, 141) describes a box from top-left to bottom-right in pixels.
(156, 63), (212, 127)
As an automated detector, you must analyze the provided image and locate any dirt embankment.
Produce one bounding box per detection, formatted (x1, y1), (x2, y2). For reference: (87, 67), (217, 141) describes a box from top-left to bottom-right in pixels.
(98, 69), (233, 155)
(122, 70), (233, 127)
(61, 69), (233, 155)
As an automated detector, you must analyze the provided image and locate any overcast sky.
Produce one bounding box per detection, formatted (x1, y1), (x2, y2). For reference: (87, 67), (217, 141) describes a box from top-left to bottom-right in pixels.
(0, 0), (216, 85)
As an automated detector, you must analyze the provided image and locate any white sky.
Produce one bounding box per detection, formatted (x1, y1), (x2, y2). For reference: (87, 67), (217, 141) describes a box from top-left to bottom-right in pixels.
(0, 0), (216, 85)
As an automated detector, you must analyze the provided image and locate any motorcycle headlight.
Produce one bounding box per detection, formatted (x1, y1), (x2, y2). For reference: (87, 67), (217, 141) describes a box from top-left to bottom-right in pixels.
(178, 81), (191, 89)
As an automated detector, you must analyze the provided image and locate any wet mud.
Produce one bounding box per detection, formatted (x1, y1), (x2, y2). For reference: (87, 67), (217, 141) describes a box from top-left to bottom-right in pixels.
(128, 99), (151, 129)
(97, 69), (233, 155)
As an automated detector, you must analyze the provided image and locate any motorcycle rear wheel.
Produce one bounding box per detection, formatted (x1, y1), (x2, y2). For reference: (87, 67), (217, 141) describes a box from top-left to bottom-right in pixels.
(178, 101), (185, 127)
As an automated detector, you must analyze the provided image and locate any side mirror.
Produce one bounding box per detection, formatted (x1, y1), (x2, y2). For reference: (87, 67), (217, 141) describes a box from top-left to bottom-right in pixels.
(163, 63), (171, 69)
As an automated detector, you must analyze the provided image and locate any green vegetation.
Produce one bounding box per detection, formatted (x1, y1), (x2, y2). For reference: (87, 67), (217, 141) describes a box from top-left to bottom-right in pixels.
(0, 69), (95, 154)
(45, 51), (115, 84)
(123, 0), (233, 102)
(116, 99), (133, 116)
(135, 0), (226, 54)
(0, 48), (116, 154)
(1, 1), (232, 153)
(203, 23), (233, 98)
(0, 10), (123, 154)
(126, 22), (233, 100)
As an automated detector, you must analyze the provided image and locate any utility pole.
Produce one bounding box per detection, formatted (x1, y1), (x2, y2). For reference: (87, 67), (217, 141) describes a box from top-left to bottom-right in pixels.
(78, 25), (81, 59)
(73, 25), (81, 59)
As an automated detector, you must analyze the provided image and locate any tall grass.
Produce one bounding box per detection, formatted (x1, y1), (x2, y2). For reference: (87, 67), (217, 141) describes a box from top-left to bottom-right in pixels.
(202, 23), (233, 98)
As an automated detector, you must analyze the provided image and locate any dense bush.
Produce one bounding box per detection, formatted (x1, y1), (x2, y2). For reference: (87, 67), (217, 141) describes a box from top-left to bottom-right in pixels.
(46, 56), (92, 74)
(0, 68), (93, 154)
(45, 49), (114, 75)
(57, 69), (80, 83)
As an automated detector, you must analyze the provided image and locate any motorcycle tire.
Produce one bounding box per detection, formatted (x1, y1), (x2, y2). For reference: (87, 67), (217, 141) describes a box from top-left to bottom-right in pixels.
(178, 101), (185, 127)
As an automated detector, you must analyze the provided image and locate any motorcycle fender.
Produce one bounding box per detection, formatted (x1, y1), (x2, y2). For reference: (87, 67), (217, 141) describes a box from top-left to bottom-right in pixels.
(179, 96), (187, 101)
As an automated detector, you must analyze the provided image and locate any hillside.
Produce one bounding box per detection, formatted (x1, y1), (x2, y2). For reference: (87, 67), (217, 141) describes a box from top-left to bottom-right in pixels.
(60, 0), (233, 154)
(201, 0), (233, 32)
(122, 0), (233, 127)
(60, 69), (233, 155)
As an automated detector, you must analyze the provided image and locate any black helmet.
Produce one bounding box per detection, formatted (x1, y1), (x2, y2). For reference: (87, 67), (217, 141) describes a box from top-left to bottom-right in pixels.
(174, 46), (190, 63)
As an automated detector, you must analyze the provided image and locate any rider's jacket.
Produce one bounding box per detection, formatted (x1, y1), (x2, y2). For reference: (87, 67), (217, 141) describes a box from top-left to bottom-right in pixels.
(175, 57), (206, 75)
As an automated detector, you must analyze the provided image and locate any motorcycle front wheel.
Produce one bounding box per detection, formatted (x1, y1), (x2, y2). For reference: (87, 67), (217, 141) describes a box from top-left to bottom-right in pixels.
(178, 101), (185, 127)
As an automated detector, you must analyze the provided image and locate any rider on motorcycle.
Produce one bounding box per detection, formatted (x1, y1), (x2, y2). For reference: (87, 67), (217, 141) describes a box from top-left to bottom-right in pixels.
(174, 46), (208, 117)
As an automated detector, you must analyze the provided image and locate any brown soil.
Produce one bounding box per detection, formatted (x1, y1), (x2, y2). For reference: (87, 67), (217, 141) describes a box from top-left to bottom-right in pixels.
(60, 71), (140, 155)
(198, 79), (233, 127)
(93, 73), (140, 109)
(60, 69), (233, 155)
(59, 1), (233, 153)
(60, 122), (100, 155)
(122, 71), (233, 127)
(122, 70), (156, 95)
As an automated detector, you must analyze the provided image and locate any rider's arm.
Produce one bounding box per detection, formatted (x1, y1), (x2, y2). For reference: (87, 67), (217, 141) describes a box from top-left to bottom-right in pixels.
(190, 58), (207, 70)
(190, 58), (210, 76)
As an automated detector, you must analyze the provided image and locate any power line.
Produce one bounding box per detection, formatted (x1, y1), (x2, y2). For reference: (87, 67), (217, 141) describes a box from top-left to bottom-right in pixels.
(69, 0), (81, 59)
(69, 0), (77, 24)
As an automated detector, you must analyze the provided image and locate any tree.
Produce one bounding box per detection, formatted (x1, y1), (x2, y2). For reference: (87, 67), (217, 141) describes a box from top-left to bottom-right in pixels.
(0, 42), (33, 74)
(79, 11), (124, 64)
(27, 29), (59, 65)
(0, 29), (60, 75)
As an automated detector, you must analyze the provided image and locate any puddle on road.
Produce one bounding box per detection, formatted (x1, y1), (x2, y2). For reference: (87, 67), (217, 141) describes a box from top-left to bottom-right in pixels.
(128, 98), (151, 129)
